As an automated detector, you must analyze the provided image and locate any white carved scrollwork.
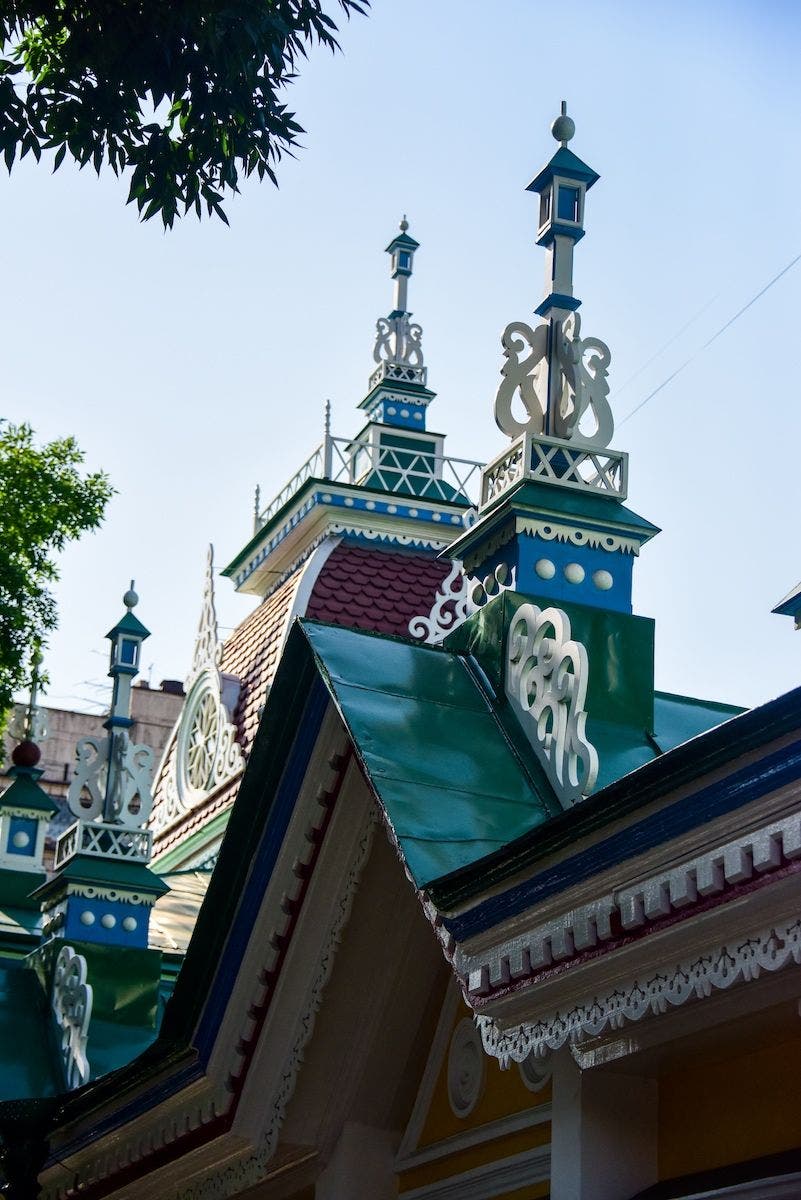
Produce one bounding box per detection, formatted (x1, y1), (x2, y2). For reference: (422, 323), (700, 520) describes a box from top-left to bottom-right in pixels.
(553, 312), (613, 448)
(408, 561), (470, 645)
(68, 737), (106, 820)
(494, 315), (614, 450)
(52, 944), (93, 1089)
(373, 314), (425, 369)
(494, 321), (548, 439)
(505, 603), (598, 806)
(67, 732), (154, 828)
(477, 917), (801, 1067)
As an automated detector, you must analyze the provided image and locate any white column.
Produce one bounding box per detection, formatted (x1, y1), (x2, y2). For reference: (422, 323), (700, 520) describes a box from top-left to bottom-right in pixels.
(550, 1048), (658, 1200)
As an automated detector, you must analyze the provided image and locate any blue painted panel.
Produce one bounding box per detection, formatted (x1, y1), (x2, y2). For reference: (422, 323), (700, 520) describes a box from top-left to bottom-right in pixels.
(64, 897), (150, 948)
(477, 534), (633, 613)
(7, 816), (37, 857)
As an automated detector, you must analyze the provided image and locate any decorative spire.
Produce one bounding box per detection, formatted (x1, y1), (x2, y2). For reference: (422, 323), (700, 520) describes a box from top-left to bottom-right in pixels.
(63, 584), (154, 850)
(0, 644), (57, 874)
(490, 105), (620, 465)
(360, 219), (436, 430)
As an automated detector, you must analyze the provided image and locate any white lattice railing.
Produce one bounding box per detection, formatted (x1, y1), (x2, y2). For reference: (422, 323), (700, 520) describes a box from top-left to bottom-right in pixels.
(256, 434), (483, 530)
(481, 432), (628, 509)
(55, 819), (152, 869)
(367, 361), (428, 390)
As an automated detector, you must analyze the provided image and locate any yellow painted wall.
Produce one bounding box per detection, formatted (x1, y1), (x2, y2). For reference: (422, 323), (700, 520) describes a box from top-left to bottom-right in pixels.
(417, 1003), (551, 1150)
(397, 999), (551, 1194)
(659, 1029), (801, 1179)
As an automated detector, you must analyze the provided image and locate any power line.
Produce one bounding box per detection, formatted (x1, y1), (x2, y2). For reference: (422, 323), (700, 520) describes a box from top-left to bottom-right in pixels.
(618, 251), (801, 427)
(609, 295), (717, 402)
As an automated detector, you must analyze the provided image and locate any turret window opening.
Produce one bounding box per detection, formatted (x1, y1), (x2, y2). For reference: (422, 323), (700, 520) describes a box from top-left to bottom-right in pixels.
(539, 189), (552, 227)
(398, 250), (411, 271)
(557, 185), (580, 223)
(120, 638), (138, 667)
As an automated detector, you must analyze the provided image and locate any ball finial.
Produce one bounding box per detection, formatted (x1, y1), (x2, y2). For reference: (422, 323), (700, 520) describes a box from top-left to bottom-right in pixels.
(399, 214), (409, 232)
(123, 579), (139, 610)
(551, 100), (575, 147)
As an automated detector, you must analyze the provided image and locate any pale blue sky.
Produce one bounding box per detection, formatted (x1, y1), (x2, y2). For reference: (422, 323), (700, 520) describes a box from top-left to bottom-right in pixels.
(3, 0), (801, 713)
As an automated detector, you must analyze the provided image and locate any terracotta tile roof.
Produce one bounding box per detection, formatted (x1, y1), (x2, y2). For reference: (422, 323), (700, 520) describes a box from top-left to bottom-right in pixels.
(221, 568), (304, 755)
(150, 538), (451, 862)
(306, 541), (450, 638)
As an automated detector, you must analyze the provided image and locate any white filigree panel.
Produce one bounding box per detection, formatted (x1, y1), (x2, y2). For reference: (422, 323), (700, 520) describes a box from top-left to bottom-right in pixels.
(477, 917), (801, 1067)
(51, 944), (93, 1089)
(505, 603), (598, 807)
(151, 547), (244, 836)
(409, 562), (518, 646)
(493, 315), (613, 450)
(373, 314), (425, 369)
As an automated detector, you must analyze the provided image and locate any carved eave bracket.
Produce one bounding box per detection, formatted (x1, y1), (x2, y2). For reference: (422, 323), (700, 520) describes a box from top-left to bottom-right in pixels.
(505, 602), (598, 807)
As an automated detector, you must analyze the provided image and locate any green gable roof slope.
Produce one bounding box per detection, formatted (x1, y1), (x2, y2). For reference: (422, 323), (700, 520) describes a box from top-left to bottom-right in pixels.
(301, 620), (558, 885)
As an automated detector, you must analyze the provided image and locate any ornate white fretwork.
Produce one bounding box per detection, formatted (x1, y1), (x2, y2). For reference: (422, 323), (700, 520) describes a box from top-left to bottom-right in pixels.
(505, 603), (598, 806)
(51, 944), (93, 1089)
(373, 313), (425, 369)
(494, 322), (549, 440)
(151, 547), (244, 836)
(68, 733), (154, 828)
(553, 312), (613, 449)
(409, 562), (518, 646)
(477, 917), (801, 1067)
(408, 561), (470, 645)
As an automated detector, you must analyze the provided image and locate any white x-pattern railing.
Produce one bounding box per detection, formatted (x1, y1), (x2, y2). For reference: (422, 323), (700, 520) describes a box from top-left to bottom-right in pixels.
(481, 432), (628, 509)
(256, 434), (483, 530)
(54, 819), (152, 869)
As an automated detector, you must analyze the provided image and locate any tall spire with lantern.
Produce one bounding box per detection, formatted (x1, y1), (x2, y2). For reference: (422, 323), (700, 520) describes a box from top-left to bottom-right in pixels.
(449, 103), (659, 619)
(33, 586), (167, 951)
(442, 106), (660, 810)
(358, 216), (436, 431)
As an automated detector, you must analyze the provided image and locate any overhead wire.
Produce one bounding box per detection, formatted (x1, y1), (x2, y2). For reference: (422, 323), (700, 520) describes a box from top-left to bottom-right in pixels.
(617, 251), (801, 427)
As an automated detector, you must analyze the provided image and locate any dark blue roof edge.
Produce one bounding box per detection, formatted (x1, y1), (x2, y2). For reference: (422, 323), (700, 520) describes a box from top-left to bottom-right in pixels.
(428, 684), (801, 912)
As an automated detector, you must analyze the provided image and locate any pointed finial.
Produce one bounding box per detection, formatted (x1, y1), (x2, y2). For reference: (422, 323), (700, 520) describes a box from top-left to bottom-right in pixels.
(123, 580), (138, 610)
(399, 214), (409, 232)
(551, 100), (575, 147)
(324, 398), (332, 437)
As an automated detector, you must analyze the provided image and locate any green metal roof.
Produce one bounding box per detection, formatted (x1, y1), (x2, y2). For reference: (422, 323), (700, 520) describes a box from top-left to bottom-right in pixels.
(32, 856), (170, 904)
(303, 621), (558, 885)
(302, 619), (742, 888)
(0, 771), (59, 816)
(0, 965), (60, 1099)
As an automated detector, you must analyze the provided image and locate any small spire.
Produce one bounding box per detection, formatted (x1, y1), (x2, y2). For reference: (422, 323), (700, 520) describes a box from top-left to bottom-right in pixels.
(324, 398), (332, 437)
(399, 214), (409, 232)
(253, 484), (261, 533)
(551, 100), (576, 147)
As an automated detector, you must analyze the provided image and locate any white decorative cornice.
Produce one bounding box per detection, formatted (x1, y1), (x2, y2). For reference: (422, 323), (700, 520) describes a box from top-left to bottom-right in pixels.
(505, 602), (598, 806)
(463, 810), (801, 1001)
(515, 517), (640, 555)
(477, 915), (801, 1067)
(51, 945), (93, 1090)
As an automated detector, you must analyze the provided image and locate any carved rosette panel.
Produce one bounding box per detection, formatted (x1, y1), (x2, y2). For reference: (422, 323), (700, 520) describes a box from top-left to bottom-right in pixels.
(447, 1017), (486, 1118)
(505, 602), (598, 807)
(151, 547), (244, 837)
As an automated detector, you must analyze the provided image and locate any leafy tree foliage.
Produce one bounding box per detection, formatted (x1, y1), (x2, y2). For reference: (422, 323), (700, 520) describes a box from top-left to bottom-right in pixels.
(0, 422), (113, 723)
(0, 1), (366, 226)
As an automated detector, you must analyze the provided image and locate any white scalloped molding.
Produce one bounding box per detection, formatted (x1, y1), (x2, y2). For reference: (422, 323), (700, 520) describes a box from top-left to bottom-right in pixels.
(477, 916), (801, 1067)
(516, 517), (640, 555)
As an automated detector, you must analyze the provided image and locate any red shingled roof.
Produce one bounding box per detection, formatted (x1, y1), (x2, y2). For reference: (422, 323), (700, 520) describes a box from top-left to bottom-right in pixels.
(306, 541), (449, 637)
(151, 537), (452, 857)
